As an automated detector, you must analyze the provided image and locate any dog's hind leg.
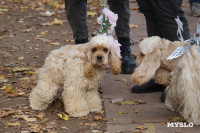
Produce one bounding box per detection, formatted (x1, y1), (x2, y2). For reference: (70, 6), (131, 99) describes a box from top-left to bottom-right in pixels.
(29, 80), (59, 110)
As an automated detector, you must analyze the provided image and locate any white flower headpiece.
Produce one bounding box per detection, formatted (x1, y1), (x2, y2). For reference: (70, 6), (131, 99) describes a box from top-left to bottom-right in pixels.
(96, 8), (121, 57)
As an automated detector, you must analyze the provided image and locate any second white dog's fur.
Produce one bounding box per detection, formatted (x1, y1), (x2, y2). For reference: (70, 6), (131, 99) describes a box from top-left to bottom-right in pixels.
(29, 35), (121, 117)
(132, 36), (200, 125)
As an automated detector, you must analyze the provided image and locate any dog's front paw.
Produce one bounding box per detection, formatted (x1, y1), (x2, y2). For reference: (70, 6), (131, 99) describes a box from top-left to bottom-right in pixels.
(89, 99), (102, 112)
(30, 99), (48, 110)
(66, 105), (90, 117)
(29, 94), (49, 110)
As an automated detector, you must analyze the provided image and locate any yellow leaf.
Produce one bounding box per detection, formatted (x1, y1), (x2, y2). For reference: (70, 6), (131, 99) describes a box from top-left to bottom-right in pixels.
(130, 7), (139, 10)
(49, 42), (60, 46)
(0, 8), (9, 12)
(121, 100), (136, 105)
(136, 126), (148, 130)
(87, 11), (97, 17)
(95, 116), (102, 120)
(129, 24), (139, 28)
(20, 115), (37, 122)
(57, 113), (69, 120)
(40, 32), (46, 35)
(5, 85), (15, 93)
(96, 111), (104, 114)
(170, 117), (185, 122)
(7, 122), (20, 127)
(29, 71), (35, 74)
(84, 122), (97, 127)
(0, 75), (5, 79)
(18, 56), (24, 60)
(51, 18), (63, 25)
(118, 112), (128, 114)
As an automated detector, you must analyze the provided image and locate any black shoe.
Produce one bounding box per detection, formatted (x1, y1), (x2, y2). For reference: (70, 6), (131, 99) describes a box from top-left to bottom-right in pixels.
(160, 91), (166, 103)
(118, 37), (137, 74)
(131, 79), (165, 93)
(75, 38), (88, 44)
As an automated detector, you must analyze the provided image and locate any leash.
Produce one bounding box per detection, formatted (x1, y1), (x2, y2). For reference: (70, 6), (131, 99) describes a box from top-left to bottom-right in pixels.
(167, 19), (200, 60)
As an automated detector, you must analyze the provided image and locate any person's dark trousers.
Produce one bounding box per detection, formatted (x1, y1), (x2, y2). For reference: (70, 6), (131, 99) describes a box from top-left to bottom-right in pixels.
(132, 0), (191, 102)
(108, 0), (137, 74)
(65, 0), (88, 44)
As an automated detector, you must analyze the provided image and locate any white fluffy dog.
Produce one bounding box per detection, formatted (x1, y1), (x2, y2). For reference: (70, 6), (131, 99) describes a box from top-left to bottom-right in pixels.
(29, 35), (121, 117)
(132, 36), (200, 125)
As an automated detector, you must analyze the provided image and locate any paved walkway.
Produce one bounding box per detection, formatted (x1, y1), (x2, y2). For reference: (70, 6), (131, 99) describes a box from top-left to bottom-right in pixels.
(102, 1), (200, 133)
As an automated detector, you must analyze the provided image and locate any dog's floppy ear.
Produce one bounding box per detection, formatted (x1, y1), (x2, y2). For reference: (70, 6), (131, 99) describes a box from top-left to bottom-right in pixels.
(109, 45), (121, 75)
(84, 45), (96, 78)
(131, 48), (161, 85)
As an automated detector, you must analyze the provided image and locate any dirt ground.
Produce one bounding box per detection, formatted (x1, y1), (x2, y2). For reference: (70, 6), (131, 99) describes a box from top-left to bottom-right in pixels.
(0, 0), (107, 133)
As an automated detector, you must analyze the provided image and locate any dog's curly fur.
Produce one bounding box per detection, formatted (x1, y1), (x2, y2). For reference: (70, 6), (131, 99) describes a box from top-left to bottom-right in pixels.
(132, 36), (200, 125)
(29, 35), (121, 117)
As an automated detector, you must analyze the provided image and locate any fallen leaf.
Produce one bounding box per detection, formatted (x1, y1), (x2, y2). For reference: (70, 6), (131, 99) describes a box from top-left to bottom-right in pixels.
(57, 113), (69, 120)
(40, 32), (46, 35)
(130, 7), (139, 10)
(18, 77), (30, 80)
(96, 111), (104, 114)
(170, 117), (185, 122)
(136, 126), (148, 130)
(20, 115), (37, 122)
(35, 112), (45, 119)
(87, 11), (97, 17)
(7, 122), (20, 127)
(29, 71), (35, 74)
(49, 42), (60, 45)
(41, 11), (55, 16)
(18, 56), (24, 60)
(5, 85), (15, 93)
(129, 24), (139, 28)
(38, 22), (52, 26)
(115, 79), (127, 83)
(91, 129), (104, 133)
(84, 122), (97, 127)
(118, 112), (128, 114)
(22, 28), (32, 33)
(0, 8), (9, 12)
(18, 92), (25, 96)
(51, 18), (63, 25)
(120, 99), (146, 105)
(12, 67), (31, 72)
(0, 75), (5, 79)
(0, 109), (16, 118)
(160, 122), (166, 124)
(121, 100), (136, 105)
(94, 116), (102, 120)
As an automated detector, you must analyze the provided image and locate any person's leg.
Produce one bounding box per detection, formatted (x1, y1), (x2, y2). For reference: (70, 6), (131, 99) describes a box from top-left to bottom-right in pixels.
(151, 0), (190, 41)
(65, 0), (88, 44)
(136, 0), (163, 37)
(190, 0), (200, 17)
(132, 0), (165, 95)
(108, 0), (136, 74)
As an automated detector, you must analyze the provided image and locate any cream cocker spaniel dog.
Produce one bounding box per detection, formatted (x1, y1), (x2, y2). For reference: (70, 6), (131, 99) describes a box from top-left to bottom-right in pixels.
(132, 36), (200, 125)
(29, 35), (121, 117)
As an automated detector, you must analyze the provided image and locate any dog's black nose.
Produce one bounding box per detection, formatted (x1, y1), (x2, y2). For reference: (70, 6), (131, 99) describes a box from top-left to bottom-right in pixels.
(97, 55), (102, 60)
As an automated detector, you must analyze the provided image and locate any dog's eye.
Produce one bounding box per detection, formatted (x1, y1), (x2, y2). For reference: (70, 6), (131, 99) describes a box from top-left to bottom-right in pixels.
(103, 48), (108, 52)
(92, 48), (97, 53)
